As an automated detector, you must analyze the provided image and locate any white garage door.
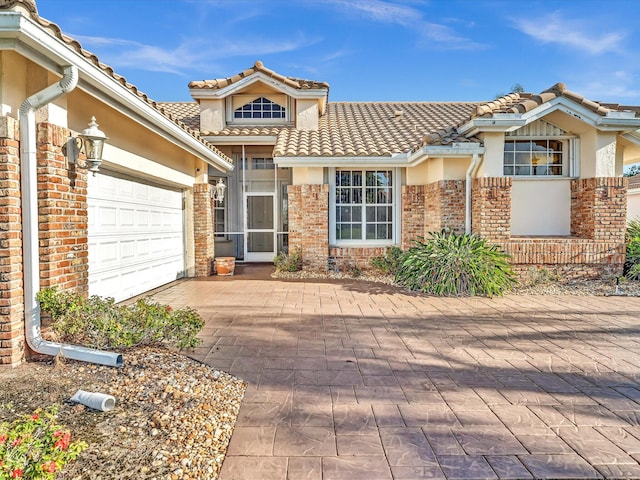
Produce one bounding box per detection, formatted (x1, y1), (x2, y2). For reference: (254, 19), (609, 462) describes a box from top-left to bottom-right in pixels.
(88, 172), (185, 302)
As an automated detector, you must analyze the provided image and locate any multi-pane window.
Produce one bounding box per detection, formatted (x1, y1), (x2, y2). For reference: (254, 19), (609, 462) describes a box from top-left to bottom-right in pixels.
(335, 170), (393, 241)
(503, 139), (564, 176)
(234, 97), (286, 119)
(252, 157), (275, 170)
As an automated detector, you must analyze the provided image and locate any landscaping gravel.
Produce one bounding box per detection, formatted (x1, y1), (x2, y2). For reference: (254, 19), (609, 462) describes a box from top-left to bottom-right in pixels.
(273, 270), (640, 296)
(0, 347), (245, 480)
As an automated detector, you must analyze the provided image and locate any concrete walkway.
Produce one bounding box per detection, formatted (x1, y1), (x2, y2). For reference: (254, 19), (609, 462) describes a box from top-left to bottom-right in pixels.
(152, 266), (640, 479)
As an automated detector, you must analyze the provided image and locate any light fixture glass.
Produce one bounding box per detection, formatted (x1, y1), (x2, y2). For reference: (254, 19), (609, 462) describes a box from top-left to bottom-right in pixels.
(78, 117), (108, 174)
(212, 178), (226, 203)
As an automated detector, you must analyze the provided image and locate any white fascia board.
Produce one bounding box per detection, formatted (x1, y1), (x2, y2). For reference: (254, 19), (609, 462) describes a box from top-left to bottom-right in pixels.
(190, 72), (327, 100)
(420, 144), (484, 157)
(622, 131), (640, 146)
(596, 117), (640, 130)
(202, 135), (278, 146)
(0, 13), (233, 172)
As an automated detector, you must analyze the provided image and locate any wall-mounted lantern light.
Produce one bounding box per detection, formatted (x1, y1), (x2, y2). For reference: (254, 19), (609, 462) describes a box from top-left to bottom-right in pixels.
(211, 178), (226, 204)
(68, 117), (108, 175)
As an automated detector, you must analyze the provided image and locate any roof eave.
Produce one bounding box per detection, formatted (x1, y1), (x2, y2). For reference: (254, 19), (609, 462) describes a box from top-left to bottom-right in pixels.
(459, 97), (640, 136)
(0, 12), (233, 172)
(274, 143), (484, 168)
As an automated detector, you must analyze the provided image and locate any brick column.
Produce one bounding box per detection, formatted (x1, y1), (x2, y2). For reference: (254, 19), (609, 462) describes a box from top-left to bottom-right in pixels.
(472, 177), (512, 241)
(37, 123), (89, 293)
(571, 177), (626, 242)
(401, 185), (425, 249)
(0, 116), (24, 366)
(193, 183), (214, 277)
(287, 184), (329, 271)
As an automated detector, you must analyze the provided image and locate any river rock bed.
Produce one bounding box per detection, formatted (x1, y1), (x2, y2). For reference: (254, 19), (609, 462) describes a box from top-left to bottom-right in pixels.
(0, 347), (246, 480)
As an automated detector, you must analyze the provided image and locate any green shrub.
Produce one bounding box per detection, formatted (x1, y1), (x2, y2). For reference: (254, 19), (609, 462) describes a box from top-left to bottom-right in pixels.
(36, 288), (204, 349)
(370, 246), (403, 275)
(274, 249), (302, 272)
(395, 231), (516, 297)
(625, 219), (640, 280)
(0, 406), (86, 479)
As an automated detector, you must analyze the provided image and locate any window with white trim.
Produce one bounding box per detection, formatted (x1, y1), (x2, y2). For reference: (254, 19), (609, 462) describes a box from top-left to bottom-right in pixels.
(234, 97), (286, 119)
(503, 139), (567, 176)
(335, 169), (394, 241)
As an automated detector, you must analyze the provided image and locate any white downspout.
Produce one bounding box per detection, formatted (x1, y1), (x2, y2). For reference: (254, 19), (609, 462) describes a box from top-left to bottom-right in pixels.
(465, 153), (482, 235)
(19, 65), (123, 367)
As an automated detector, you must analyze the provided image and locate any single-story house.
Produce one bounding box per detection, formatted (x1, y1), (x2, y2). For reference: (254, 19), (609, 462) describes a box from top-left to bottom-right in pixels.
(628, 174), (640, 220)
(162, 62), (640, 277)
(3, 0), (640, 368)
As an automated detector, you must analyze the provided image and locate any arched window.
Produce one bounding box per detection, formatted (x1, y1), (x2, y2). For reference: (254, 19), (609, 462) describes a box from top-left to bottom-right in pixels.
(234, 97), (286, 119)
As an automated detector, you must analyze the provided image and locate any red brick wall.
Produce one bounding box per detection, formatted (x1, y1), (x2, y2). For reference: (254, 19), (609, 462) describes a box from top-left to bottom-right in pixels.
(401, 185), (426, 249)
(288, 184), (329, 271)
(426, 180), (465, 234)
(328, 246), (388, 272)
(499, 238), (625, 279)
(37, 123), (89, 292)
(402, 181), (465, 250)
(193, 183), (214, 277)
(472, 177), (512, 241)
(0, 117), (24, 366)
(571, 177), (627, 242)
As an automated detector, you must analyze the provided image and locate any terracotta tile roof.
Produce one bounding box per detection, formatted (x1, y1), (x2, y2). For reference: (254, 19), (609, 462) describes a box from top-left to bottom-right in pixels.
(629, 174), (640, 190)
(189, 61), (329, 91)
(472, 82), (622, 118)
(274, 102), (480, 157)
(1, 0), (232, 164)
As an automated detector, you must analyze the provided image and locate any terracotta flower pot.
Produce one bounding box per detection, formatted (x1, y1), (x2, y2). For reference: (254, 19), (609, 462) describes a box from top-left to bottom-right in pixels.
(215, 257), (236, 276)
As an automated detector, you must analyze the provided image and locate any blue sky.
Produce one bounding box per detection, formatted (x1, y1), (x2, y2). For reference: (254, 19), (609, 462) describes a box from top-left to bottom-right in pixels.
(37, 0), (640, 105)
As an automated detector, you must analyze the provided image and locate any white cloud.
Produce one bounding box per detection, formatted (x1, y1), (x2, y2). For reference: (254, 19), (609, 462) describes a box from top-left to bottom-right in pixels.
(513, 12), (624, 55)
(320, 0), (483, 50)
(71, 33), (318, 75)
(324, 0), (418, 25)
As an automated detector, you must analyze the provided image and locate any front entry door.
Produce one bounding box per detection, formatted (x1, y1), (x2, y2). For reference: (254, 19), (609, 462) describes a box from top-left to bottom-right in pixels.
(245, 193), (276, 262)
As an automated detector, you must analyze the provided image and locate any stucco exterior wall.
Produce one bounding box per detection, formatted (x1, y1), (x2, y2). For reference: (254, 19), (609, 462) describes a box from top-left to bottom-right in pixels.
(629, 189), (640, 221)
(511, 179), (571, 235)
(199, 98), (225, 132)
(293, 167), (324, 185)
(296, 99), (319, 130)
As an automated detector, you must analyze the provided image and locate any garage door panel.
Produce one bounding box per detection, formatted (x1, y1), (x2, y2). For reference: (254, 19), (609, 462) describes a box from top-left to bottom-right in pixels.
(88, 173), (185, 302)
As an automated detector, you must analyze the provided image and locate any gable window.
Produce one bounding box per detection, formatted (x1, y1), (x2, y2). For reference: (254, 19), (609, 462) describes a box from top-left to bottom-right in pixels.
(234, 97), (286, 119)
(333, 169), (395, 243)
(228, 94), (290, 124)
(503, 139), (567, 176)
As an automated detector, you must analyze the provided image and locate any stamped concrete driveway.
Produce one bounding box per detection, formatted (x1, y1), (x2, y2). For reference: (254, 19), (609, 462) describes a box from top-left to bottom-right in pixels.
(153, 266), (640, 480)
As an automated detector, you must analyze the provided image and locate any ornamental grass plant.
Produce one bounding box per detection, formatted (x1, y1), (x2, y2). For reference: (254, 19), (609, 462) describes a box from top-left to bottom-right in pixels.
(625, 219), (640, 280)
(395, 230), (515, 297)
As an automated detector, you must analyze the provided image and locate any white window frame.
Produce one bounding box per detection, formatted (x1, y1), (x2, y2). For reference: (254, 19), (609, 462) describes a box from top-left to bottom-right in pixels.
(329, 167), (401, 246)
(503, 136), (580, 178)
(226, 95), (293, 125)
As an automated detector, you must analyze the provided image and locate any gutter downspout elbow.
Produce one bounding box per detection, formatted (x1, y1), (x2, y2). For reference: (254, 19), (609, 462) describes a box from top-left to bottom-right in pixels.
(465, 153), (481, 235)
(19, 65), (123, 368)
